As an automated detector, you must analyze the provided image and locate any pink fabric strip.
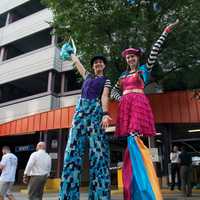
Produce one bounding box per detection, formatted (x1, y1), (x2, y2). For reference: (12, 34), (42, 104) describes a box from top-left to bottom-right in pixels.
(122, 147), (133, 200)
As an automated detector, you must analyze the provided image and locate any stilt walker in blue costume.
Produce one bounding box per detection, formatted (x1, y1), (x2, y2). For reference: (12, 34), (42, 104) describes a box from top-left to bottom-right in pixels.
(59, 41), (112, 200)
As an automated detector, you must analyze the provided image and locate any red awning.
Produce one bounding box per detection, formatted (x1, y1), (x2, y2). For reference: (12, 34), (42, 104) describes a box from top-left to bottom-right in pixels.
(0, 90), (199, 137)
(149, 90), (200, 123)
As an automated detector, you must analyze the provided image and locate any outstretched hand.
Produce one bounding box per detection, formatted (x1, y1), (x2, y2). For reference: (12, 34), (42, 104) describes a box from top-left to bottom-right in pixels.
(60, 37), (76, 61)
(101, 115), (112, 129)
(60, 43), (74, 61)
(164, 19), (179, 33)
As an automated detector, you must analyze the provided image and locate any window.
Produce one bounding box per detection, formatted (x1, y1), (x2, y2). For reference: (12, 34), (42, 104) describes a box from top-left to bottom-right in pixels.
(0, 72), (48, 103)
(64, 70), (83, 92)
(3, 29), (52, 61)
(53, 72), (61, 94)
(8, 0), (45, 24)
(0, 13), (6, 28)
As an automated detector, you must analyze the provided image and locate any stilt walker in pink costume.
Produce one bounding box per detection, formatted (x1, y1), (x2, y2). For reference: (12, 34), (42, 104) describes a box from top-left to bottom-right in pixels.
(111, 20), (179, 200)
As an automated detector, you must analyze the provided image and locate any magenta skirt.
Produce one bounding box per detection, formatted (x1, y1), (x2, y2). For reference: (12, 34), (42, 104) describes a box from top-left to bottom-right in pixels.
(116, 93), (156, 137)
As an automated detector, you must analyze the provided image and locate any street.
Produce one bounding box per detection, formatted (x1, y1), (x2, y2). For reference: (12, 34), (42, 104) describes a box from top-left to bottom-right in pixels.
(11, 190), (200, 200)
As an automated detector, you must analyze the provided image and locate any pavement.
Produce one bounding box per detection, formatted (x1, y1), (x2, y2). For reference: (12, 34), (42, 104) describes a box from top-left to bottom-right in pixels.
(11, 189), (200, 200)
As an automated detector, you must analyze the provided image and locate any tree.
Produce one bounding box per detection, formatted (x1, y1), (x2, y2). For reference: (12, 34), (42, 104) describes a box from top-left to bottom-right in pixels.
(42, 0), (200, 90)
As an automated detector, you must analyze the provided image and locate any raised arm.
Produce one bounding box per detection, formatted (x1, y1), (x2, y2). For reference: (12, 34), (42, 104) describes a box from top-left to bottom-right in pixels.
(146, 19), (179, 69)
(146, 31), (168, 69)
(60, 41), (86, 78)
(71, 54), (86, 78)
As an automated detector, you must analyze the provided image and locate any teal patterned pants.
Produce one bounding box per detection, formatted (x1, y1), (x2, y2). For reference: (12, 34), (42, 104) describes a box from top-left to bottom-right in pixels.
(59, 98), (111, 200)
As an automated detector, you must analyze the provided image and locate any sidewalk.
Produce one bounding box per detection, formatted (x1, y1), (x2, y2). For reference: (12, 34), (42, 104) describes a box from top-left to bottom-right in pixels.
(11, 189), (200, 200)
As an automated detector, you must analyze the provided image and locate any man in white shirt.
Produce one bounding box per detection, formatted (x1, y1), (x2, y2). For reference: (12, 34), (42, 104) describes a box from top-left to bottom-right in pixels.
(23, 142), (51, 200)
(170, 145), (181, 190)
(0, 146), (18, 200)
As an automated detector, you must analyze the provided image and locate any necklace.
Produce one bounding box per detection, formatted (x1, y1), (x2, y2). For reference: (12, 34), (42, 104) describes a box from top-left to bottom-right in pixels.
(129, 69), (137, 74)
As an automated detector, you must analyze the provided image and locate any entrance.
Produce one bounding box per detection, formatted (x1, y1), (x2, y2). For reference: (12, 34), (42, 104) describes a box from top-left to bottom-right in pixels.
(0, 133), (40, 184)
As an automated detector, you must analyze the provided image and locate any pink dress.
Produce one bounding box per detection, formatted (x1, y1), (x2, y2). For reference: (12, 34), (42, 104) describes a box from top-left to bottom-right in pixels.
(116, 71), (156, 137)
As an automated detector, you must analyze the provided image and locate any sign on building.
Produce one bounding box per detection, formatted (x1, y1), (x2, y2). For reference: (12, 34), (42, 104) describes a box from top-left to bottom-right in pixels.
(15, 145), (35, 152)
(149, 148), (159, 162)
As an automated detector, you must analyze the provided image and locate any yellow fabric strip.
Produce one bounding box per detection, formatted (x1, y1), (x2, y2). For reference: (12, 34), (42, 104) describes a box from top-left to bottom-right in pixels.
(136, 137), (163, 200)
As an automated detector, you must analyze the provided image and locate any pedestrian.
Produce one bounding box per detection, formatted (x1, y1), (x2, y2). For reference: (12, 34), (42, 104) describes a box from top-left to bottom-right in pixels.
(179, 146), (192, 197)
(23, 142), (51, 200)
(0, 146), (18, 200)
(111, 20), (179, 200)
(170, 145), (181, 190)
(59, 42), (112, 200)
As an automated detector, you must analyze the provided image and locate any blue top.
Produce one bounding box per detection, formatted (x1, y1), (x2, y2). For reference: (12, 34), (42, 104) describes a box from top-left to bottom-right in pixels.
(81, 73), (110, 100)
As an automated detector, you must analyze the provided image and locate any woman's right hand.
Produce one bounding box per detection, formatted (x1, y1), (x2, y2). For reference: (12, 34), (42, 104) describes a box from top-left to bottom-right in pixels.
(60, 43), (74, 61)
(60, 41), (86, 78)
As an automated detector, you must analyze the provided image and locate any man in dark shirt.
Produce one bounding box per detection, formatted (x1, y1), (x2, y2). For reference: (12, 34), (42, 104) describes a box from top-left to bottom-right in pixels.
(179, 146), (192, 197)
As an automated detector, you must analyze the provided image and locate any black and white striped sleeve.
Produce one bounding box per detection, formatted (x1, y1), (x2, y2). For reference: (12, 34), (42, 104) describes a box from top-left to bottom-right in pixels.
(146, 31), (168, 69)
(111, 81), (121, 101)
(104, 79), (111, 88)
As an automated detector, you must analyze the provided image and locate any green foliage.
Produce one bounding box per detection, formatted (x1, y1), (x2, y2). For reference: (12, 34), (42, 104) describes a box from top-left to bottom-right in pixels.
(42, 0), (200, 90)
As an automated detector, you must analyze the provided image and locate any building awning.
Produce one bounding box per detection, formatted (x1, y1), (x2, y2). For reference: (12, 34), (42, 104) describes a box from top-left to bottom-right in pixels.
(0, 106), (76, 136)
(149, 90), (200, 123)
(0, 90), (199, 137)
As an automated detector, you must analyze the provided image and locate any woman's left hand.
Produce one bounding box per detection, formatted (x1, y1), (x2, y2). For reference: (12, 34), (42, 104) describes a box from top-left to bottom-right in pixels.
(164, 19), (179, 33)
(101, 115), (112, 129)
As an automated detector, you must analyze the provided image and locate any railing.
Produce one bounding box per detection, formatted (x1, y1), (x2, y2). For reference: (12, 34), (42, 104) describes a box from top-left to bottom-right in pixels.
(0, 8), (53, 46)
(0, 0), (30, 14)
(0, 92), (59, 123)
(0, 45), (62, 84)
(60, 90), (81, 107)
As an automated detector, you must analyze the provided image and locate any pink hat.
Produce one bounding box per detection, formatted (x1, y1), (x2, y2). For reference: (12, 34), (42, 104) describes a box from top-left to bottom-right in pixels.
(121, 48), (141, 58)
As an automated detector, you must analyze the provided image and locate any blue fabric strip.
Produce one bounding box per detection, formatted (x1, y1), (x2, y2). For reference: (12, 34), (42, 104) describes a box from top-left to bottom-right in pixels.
(128, 136), (156, 200)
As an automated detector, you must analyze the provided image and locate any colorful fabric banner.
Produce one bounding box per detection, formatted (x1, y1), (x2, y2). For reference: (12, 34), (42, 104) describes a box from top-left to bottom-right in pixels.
(122, 136), (163, 200)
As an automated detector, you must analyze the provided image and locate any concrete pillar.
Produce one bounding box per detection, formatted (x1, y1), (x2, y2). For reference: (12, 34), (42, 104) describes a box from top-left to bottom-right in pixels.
(39, 131), (43, 141)
(47, 71), (52, 92)
(148, 136), (156, 148)
(0, 48), (5, 62)
(61, 73), (65, 94)
(5, 12), (11, 25)
(51, 29), (58, 46)
(161, 124), (172, 188)
(47, 71), (56, 92)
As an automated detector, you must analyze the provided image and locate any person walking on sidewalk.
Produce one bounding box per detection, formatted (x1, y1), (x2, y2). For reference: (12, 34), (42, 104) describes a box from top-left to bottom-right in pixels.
(0, 146), (18, 200)
(179, 146), (192, 197)
(170, 145), (181, 190)
(23, 142), (51, 200)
